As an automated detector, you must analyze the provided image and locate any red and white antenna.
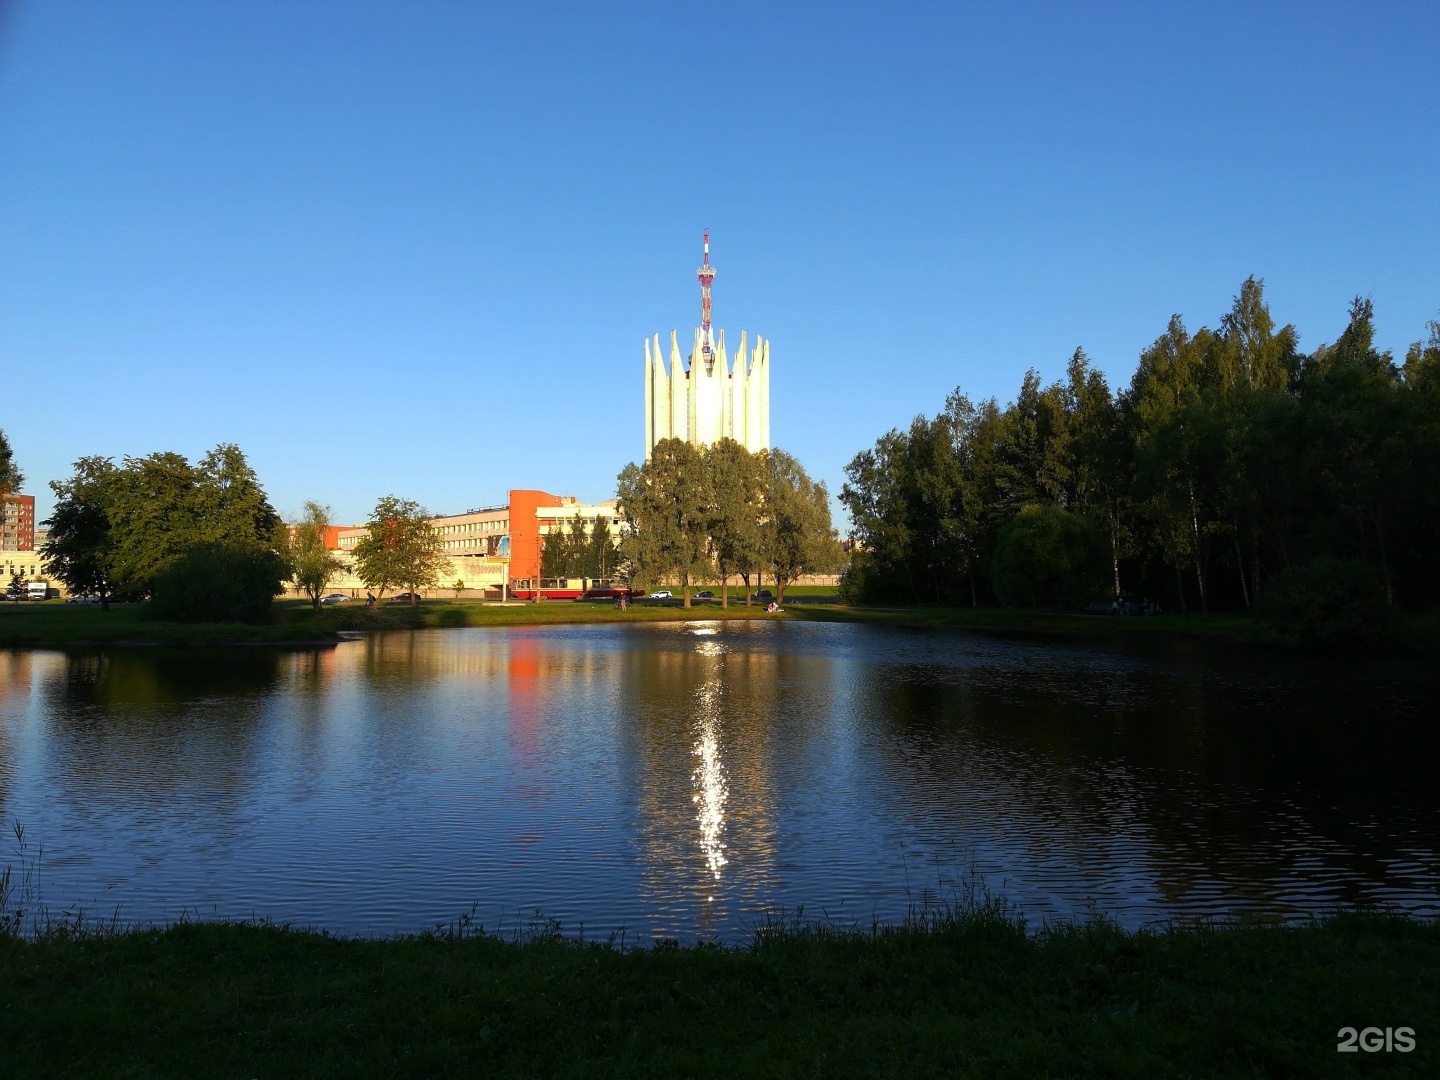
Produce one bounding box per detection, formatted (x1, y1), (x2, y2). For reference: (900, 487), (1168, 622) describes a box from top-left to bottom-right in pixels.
(697, 229), (715, 357)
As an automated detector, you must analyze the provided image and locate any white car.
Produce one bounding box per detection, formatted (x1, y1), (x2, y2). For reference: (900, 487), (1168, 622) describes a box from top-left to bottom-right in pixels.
(320, 594), (351, 605)
(647, 590), (672, 600)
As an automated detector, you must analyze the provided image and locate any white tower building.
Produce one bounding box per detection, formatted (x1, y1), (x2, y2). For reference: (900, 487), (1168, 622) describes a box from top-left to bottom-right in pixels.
(644, 233), (770, 459)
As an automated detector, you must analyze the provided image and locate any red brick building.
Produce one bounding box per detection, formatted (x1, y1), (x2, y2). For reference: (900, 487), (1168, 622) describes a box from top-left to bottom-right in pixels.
(1, 493), (35, 552)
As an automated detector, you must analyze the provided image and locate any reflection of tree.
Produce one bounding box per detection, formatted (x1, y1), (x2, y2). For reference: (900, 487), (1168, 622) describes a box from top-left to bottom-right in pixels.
(856, 631), (1440, 921)
(0, 651), (34, 811)
(34, 649), (284, 814)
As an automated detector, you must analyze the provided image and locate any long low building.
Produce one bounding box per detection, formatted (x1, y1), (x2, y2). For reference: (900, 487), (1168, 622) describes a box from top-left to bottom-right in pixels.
(303, 489), (624, 598)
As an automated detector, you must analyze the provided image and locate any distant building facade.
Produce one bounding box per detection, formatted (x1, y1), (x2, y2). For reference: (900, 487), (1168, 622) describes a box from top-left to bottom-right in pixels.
(2, 493), (35, 552)
(304, 490), (623, 597)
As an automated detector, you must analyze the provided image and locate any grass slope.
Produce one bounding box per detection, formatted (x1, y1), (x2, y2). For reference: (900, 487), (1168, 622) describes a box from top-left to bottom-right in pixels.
(1, 911), (1434, 1078)
(0, 603), (341, 647)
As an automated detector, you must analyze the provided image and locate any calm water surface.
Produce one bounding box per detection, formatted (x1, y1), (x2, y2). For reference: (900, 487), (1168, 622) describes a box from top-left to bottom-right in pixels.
(0, 621), (1436, 939)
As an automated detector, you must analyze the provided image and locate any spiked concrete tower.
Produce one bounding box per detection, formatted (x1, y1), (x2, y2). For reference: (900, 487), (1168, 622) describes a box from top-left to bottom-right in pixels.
(644, 232), (769, 459)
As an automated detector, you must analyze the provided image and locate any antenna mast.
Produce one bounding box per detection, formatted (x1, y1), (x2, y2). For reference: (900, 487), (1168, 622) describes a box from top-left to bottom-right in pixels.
(697, 230), (715, 359)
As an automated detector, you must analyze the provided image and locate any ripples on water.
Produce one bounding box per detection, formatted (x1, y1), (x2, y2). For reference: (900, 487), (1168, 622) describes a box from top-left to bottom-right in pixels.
(0, 621), (1436, 940)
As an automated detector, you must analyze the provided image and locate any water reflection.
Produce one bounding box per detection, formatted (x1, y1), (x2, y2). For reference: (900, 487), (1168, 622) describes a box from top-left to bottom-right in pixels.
(0, 624), (1435, 939)
(691, 631), (730, 884)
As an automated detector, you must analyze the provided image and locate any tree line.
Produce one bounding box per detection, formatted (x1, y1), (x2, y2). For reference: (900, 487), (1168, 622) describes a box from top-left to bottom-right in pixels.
(539, 514), (621, 580)
(840, 280), (1440, 641)
(36, 444), (452, 618)
(616, 438), (842, 607)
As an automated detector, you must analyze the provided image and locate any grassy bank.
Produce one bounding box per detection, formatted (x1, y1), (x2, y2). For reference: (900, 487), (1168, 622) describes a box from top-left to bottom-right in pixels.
(0, 603), (342, 648)
(314, 598), (798, 632)
(797, 602), (1440, 652)
(1, 908), (1433, 1077)
(794, 603), (1277, 643)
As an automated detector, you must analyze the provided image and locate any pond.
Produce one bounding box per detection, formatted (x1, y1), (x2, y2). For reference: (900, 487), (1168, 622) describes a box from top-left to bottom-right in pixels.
(0, 620), (1436, 940)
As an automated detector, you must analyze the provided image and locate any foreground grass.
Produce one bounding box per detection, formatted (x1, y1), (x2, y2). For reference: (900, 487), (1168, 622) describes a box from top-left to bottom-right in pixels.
(1, 910), (1433, 1078)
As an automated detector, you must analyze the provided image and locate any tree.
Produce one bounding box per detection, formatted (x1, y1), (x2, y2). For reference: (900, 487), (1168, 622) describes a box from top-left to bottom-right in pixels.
(0, 430), (22, 495)
(541, 513), (606, 578)
(991, 503), (1106, 611)
(6, 572), (26, 603)
(759, 450), (841, 605)
(286, 501), (345, 613)
(149, 543), (290, 623)
(196, 444), (284, 547)
(351, 496), (446, 604)
(105, 444), (281, 597)
(616, 438), (711, 608)
(835, 280), (1440, 616)
(43, 456), (122, 609)
(540, 517), (577, 577)
(453, 579), (465, 598)
(585, 516), (619, 579)
(705, 439), (765, 607)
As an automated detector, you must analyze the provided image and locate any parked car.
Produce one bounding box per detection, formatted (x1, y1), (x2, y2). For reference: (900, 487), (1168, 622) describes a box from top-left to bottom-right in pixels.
(648, 590), (672, 600)
(389, 592), (422, 604)
(320, 594), (350, 605)
(65, 594), (102, 604)
(750, 590), (774, 602)
(695, 591), (714, 599)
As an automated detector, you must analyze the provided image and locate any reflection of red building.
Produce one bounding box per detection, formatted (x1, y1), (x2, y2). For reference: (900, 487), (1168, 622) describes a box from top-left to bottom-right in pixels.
(1, 493), (35, 552)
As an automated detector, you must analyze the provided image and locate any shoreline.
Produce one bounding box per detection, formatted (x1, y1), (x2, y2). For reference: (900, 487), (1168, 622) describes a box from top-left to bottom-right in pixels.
(1, 599), (1433, 653)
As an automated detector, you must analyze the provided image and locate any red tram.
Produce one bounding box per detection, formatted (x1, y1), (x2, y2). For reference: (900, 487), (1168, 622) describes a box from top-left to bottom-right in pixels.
(508, 577), (645, 601)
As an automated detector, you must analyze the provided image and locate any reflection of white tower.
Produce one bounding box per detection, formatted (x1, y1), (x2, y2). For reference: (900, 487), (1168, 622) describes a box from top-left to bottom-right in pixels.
(692, 638), (729, 880)
(644, 233), (770, 459)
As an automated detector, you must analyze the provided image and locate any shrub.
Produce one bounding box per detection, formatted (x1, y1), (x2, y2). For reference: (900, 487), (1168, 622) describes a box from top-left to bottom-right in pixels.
(1257, 557), (1398, 647)
(990, 504), (1107, 611)
(148, 543), (289, 624)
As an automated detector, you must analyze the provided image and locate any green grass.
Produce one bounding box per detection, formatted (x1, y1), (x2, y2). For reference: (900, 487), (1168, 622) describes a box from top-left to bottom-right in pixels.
(794, 603), (1276, 642)
(314, 597), (796, 632)
(0, 905), (1433, 1078)
(796, 603), (1440, 652)
(0, 602), (341, 648)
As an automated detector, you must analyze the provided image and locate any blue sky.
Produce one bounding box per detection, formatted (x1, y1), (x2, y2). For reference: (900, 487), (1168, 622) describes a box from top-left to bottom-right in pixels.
(2, 1), (1436, 526)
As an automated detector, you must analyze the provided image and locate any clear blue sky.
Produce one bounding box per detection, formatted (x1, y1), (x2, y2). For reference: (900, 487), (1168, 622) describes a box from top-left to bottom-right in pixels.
(2, 1), (1436, 526)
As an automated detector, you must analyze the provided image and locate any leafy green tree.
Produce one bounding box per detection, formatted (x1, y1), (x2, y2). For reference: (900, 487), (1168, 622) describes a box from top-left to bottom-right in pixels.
(6, 572), (26, 603)
(352, 496), (446, 604)
(759, 450), (841, 605)
(286, 501), (345, 613)
(616, 438), (711, 607)
(705, 439), (765, 607)
(196, 444), (283, 546)
(540, 518), (575, 577)
(1061, 351), (1132, 601)
(0, 430), (22, 495)
(991, 503), (1106, 611)
(43, 456), (122, 609)
(149, 543), (290, 623)
(585, 516), (619, 579)
(104, 444), (281, 597)
(838, 280), (1440, 616)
